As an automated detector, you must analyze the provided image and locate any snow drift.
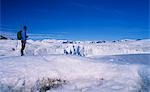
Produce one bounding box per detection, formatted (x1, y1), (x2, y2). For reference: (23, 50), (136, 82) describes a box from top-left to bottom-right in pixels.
(0, 54), (149, 92)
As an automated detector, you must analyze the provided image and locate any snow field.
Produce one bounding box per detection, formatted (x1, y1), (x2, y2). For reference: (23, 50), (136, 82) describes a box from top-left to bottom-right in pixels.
(0, 39), (149, 92)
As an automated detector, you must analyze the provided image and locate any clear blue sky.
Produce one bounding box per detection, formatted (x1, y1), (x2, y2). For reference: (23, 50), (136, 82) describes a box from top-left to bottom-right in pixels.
(1, 0), (149, 40)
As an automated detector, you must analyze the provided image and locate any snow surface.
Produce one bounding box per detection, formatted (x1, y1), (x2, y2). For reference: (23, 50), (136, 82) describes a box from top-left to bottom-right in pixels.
(0, 39), (150, 92)
(0, 39), (149, 57)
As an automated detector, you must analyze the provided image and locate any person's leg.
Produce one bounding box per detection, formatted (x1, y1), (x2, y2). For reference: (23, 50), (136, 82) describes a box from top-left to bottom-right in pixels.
(21, 41), (24, 56)
(24, 41), (26, 49)
(21, 41), (26, 56)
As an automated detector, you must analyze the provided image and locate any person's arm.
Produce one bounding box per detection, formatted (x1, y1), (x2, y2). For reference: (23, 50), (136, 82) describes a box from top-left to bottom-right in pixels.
(25, 31), (28, 38)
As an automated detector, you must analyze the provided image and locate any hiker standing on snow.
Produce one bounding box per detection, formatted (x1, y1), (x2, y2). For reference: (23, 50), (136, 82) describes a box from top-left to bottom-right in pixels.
(20, 26), (28, 56)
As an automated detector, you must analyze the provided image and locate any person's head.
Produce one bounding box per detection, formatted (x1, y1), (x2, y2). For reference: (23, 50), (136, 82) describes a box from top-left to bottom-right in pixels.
(23, 26), (27, 31)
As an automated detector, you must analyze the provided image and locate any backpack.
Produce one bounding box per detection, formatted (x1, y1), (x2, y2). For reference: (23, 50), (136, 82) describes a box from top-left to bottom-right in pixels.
(17, 31), (22, 40)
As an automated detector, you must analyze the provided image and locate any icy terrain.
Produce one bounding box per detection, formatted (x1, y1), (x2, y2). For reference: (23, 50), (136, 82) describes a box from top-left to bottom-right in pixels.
(0, 39), (150, 92)
(0, 39), (149, 57)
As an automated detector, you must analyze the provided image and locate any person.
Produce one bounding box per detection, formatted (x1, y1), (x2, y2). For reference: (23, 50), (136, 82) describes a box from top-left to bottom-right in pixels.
(20, 26), (28, 56)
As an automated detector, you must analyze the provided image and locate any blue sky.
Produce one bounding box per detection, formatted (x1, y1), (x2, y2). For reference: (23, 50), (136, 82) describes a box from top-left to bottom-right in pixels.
(1, 0), (149, 40)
